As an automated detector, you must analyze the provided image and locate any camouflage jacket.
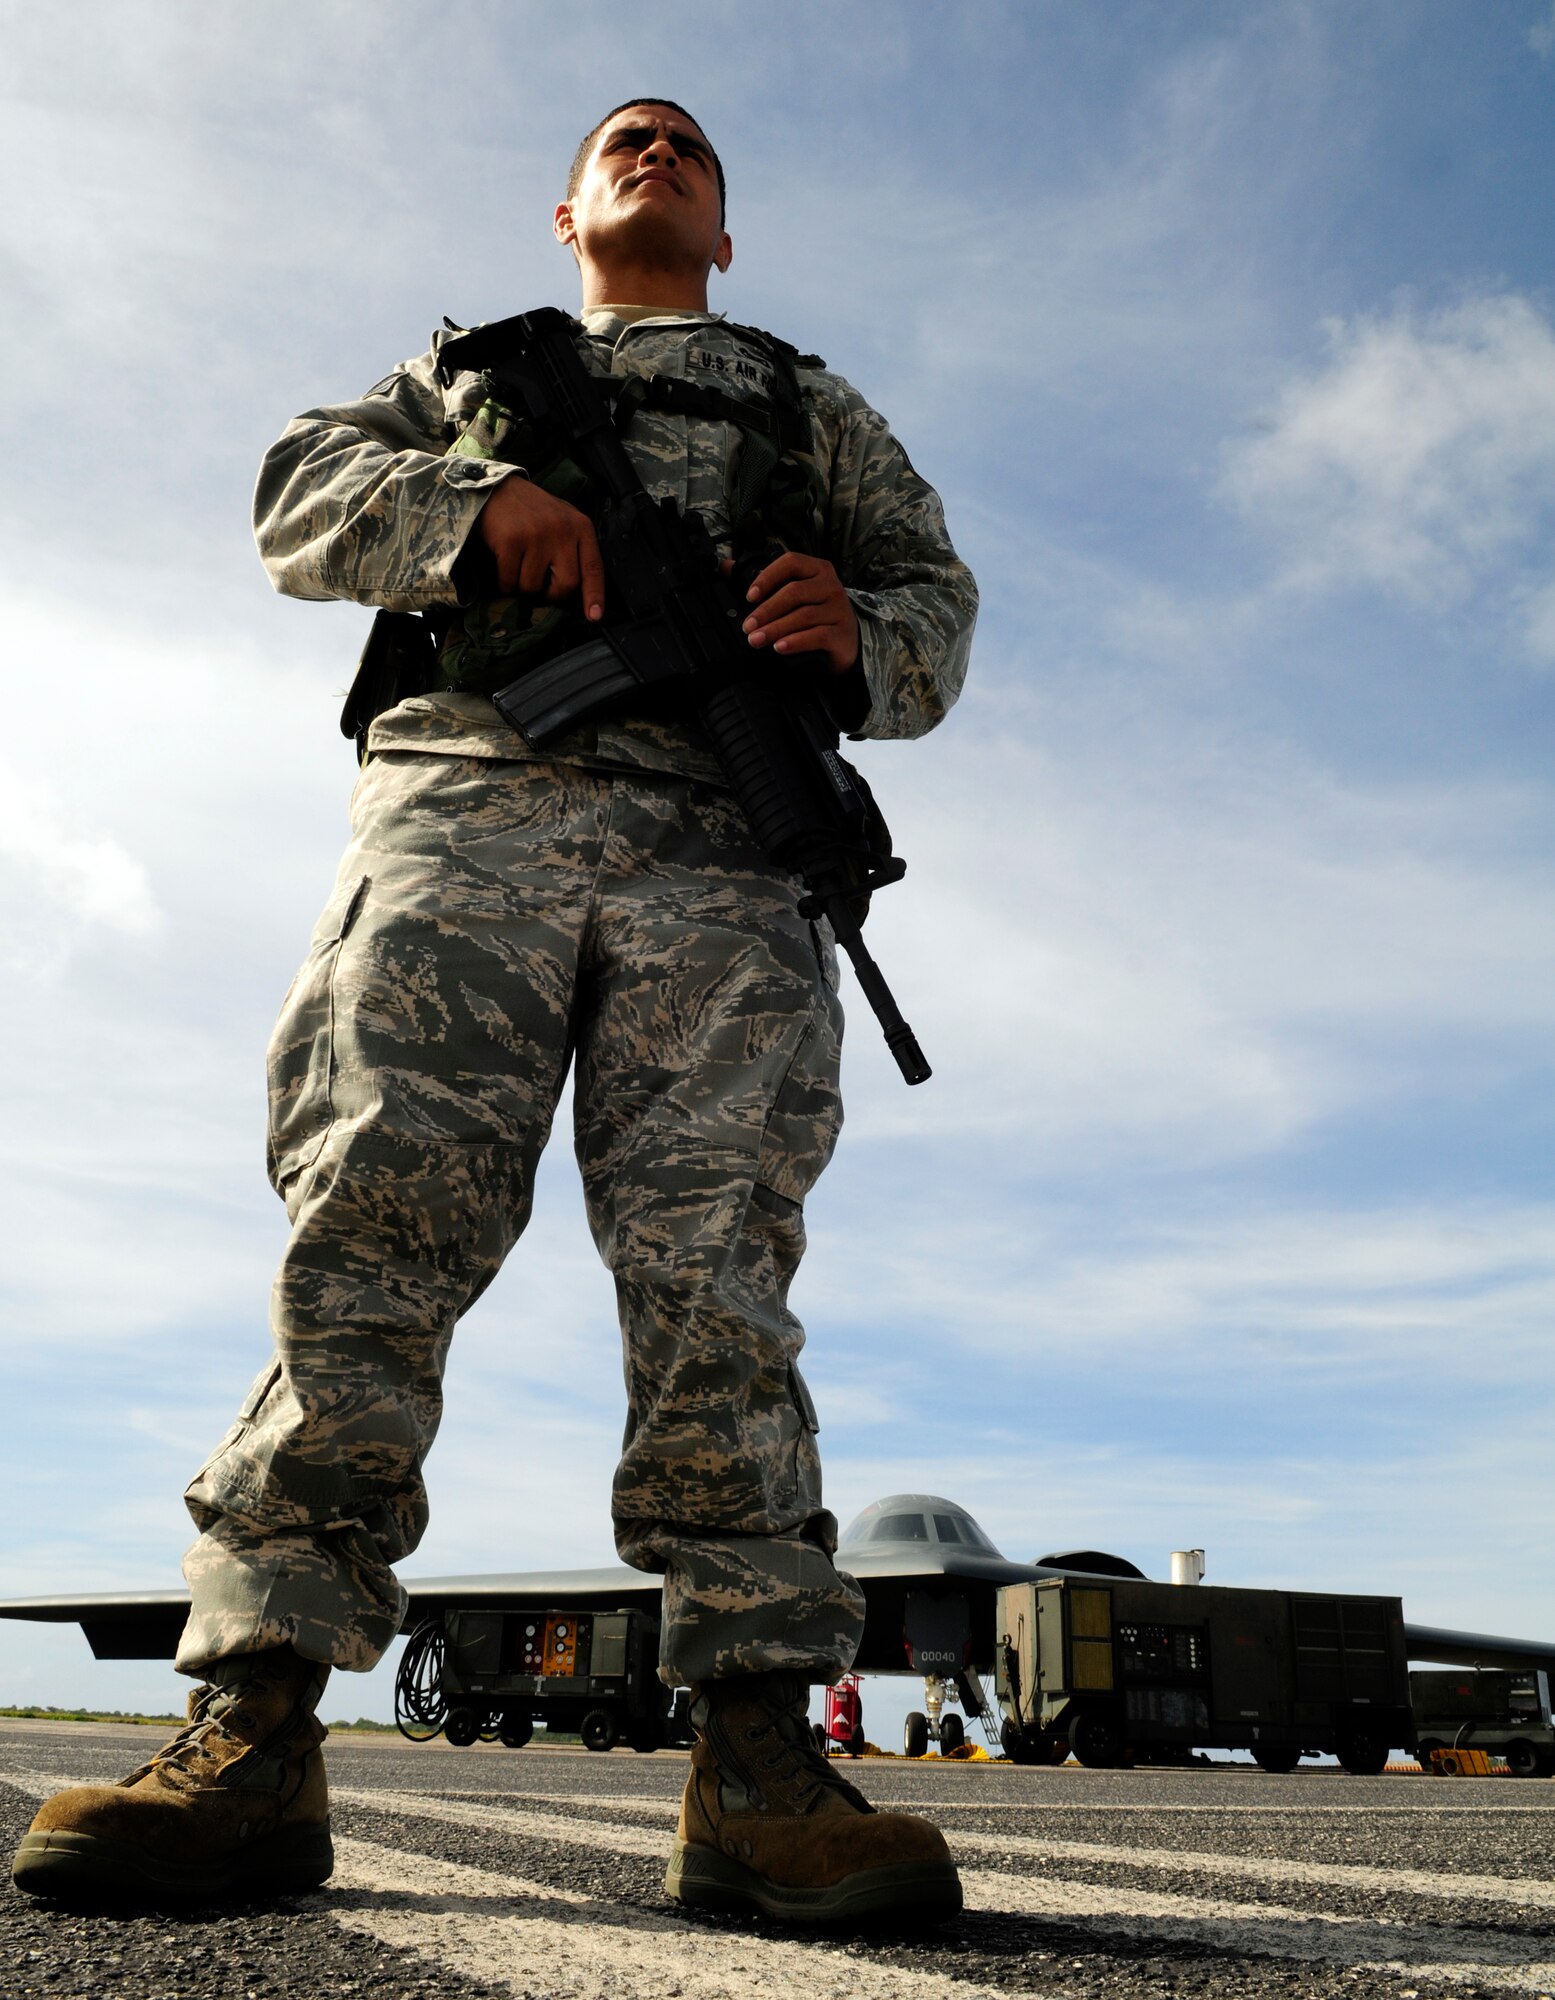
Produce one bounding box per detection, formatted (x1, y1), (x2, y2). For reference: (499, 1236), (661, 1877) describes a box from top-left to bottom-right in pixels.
(253, 307), (978, 778)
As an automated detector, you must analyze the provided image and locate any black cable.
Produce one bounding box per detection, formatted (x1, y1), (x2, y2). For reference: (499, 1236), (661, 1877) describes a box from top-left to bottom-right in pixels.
(394, 1619), (448, 1741)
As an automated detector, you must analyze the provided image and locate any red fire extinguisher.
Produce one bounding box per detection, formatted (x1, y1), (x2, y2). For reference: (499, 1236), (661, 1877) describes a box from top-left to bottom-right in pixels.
(823, 1674), (866, 1757)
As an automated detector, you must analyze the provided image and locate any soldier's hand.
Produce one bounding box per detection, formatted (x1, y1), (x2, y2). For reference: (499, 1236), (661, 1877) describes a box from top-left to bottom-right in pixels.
(741, 551), (860, 672)
(477, 476), (605, 618)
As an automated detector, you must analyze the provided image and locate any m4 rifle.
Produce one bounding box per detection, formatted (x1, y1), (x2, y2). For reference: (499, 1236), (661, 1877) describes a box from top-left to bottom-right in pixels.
(437, 308), (930, 1085)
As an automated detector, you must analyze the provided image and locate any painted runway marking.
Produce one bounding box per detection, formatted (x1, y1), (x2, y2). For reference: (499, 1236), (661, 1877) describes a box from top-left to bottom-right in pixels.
(330, 1835), (1016, 2000)
(959, 1869), (1555, 1988)
(343, 1783), (1555, 1988)
(406, 1781), (1555, 1816)
(962, 1827), (1555, 1909)
(9, 1761), (1555, 1994)
(348, 1784), (1555, 1913)
(884, 1795), (1555, 1814)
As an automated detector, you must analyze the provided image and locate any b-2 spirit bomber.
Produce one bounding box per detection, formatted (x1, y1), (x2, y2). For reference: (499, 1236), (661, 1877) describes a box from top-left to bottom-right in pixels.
(4, 1492), (1552, 1769)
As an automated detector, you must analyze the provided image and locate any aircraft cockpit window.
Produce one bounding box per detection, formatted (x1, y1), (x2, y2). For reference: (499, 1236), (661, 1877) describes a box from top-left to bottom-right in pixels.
(933, 1514), (963, 1542)
(872, 1512), (929, 1541)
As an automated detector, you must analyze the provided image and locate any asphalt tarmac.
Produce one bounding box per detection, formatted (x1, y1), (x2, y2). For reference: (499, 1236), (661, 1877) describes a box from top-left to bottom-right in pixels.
(4, 1718), (1554, 1999)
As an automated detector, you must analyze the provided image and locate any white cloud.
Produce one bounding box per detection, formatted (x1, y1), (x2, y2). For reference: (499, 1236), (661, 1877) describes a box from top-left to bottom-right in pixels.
(812, 1197), (1555, 1382)
(0, 774), (162, 969)
(1531, 4), (1555, 58)
(1221, 293), (1555, 606)
(844, 676), (1555, 1162)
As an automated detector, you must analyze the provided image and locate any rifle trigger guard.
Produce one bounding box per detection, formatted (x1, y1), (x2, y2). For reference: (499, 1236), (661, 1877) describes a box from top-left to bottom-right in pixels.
(796, 855), (906, 921)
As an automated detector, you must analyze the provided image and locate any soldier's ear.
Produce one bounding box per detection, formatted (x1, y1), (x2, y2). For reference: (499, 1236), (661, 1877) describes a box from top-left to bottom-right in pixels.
(712, 230), (732, 276)
(554, 202), (578, 251)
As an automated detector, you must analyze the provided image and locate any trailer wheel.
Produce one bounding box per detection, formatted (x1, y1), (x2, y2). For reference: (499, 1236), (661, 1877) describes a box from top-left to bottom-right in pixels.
(940, 1714), (965, 1754)
(1069, 1709), (1123, 1769)
(498, 1713), (533, 1750)
(904, 1711), (929, 1759)
(1336, 1730), (1389, 1776)
(1505, 1738), (1542, 1779)
(444, 1706), (484, 1748)
(581, 1708), (619, 1753)
(812, 1722), (829, 1753)
(849, 1727), (866, 1758)
(1001, 1720), (1035, 1764)
(1253, 1747), (1299, 1774)
(1416, 1738), (1444, 1775)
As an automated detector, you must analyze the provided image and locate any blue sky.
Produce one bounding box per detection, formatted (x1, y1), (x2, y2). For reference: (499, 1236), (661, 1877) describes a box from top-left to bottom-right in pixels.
(2, 1), (1553, 1737)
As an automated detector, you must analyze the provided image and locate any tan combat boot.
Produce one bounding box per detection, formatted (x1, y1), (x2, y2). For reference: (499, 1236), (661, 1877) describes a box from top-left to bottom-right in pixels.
(665, 1672), (961, 1923)
(11, 1647), (332, 1900)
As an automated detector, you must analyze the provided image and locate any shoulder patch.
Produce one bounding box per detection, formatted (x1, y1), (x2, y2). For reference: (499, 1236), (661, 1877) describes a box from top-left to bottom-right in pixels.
(364, 372), (404, 399)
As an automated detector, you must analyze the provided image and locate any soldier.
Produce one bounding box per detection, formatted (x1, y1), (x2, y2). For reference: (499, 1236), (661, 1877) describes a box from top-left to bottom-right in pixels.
(15, 99), (977, 1924)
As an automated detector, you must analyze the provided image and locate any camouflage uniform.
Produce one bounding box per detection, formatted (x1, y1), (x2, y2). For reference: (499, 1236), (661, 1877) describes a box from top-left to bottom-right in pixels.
(179, 308), (976, 1686)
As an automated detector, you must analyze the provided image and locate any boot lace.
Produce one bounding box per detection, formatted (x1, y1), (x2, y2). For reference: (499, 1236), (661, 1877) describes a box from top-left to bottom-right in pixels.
(740, 1688), (872, 1812)
(136, 1671), (270, 1787)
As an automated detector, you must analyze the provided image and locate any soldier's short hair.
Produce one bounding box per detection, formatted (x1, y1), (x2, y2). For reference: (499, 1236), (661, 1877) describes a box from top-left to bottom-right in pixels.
(568, 99), (726, 226)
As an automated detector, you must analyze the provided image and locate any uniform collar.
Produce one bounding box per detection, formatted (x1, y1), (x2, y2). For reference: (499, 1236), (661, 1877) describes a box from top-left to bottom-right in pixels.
(581, 304), (725, 342)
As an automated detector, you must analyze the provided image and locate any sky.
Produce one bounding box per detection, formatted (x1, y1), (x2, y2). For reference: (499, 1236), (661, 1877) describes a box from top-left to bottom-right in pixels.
(1, 0), (1553, 1747)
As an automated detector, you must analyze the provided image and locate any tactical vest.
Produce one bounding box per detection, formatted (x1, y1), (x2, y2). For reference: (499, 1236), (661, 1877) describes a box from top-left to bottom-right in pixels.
(432, 317), (830, 698)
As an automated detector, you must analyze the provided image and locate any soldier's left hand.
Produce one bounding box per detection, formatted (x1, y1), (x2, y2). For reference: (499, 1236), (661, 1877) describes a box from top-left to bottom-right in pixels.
(741, 551), (860, 672)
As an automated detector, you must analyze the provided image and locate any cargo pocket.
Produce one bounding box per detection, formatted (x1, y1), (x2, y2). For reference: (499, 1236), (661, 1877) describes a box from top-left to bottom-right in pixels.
(782, 1355), (823, 1517)
(183, 1358), (284, 1527)
(788, 1359), (819, 1434)
(265, 873), (370, 1196)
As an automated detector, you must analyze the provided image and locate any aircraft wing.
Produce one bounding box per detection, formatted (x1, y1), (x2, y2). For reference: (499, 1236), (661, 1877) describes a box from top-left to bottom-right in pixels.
(1403, 1621), (1555, 1675)
(6, 1495), (1552, 1687)
(0, 1548), (1048, 1669)
(0, 1564), (659, 1663)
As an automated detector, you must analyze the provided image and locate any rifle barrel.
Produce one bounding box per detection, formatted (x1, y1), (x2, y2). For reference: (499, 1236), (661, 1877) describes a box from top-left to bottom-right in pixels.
(825, 900), (931, 1085)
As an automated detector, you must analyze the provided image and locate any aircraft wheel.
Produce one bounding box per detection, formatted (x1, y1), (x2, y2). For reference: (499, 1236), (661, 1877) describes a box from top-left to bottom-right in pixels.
(626, 1719), (661, 1753)
(498, 1713), (533, 1750)
(1069, 1708), (1123, 1769)
(1416, 1738), (1444, 1774)
(1047, 1734), (1071, 1765)
(1506, 1738), (1542, 1778)
(939, 1713), (965, 1754)
(444, 1706), (484, 1748)
(813, 1722), (829, 1753)
(848, 1727), (866, 1758)
(1336, 1730), (1389, 1776)
(1252, 1746), (1299, 1774)
(904, 1711), (929, 1759)
(581, 1708), (620, 1753)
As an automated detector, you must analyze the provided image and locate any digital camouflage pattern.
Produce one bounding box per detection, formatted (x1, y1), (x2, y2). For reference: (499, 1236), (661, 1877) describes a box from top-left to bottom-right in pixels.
(252, 307), (977, 780)
(180, 750), (865, 1682)
(184, 303), (971, 1685)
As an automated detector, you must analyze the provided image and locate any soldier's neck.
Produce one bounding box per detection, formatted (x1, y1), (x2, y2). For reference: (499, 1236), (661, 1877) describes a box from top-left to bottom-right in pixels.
(577, 254), (710, 314)
(589, 303), (708, 325)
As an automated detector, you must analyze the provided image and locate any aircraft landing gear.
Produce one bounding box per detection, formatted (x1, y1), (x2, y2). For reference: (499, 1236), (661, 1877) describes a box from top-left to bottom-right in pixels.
(913, 1669), (992, 1755)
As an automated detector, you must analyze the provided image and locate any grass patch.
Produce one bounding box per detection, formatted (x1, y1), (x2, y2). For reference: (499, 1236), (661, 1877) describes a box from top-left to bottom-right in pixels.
(0, 1705), (182, 1726)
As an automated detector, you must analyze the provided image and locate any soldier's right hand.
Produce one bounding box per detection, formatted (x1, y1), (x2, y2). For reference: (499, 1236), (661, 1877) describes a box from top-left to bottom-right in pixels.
(477, 476), (605, 619)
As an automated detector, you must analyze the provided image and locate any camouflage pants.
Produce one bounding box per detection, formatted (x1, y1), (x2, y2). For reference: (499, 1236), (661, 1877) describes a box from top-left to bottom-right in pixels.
(178, 749), (865, 1685)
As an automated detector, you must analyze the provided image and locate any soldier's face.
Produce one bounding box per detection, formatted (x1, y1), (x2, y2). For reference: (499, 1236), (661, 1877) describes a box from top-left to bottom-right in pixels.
(557, 105), (731, 276)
